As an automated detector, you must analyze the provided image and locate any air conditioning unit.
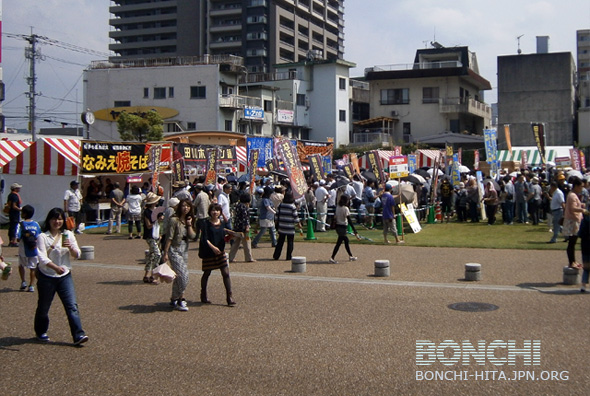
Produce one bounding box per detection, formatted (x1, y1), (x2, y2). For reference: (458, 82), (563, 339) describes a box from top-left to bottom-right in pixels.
(391, 110), (399, 117)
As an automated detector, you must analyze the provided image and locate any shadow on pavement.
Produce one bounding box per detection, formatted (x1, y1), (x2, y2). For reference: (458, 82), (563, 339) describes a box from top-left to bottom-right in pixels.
(0, 336), (73, 349)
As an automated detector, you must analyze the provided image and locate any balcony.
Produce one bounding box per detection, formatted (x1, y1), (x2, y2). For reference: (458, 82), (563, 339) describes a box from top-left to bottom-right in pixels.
(351, 130), (394, 146)
(209, 22), (242, 33)
(439, 97), (491, 118)
(219, 94), (262, 109)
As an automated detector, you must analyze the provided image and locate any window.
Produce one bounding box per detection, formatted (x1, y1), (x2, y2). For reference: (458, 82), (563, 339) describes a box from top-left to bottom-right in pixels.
(381, 88), (409, 105)
(190, 86), (206, 99)
(168, 87), (174, 98)
(114, 101), (131, 107)
(422, 87), (439, 103)
(264, 100), (273, 112)
(154, 87), (166, 99)
(143, 88), (149, 98)
(339, 110), (346, 122)
(224, 120), (233, 131)
(187, 122), (196, 130)
(339, 77), (346, 90)
(296, 94), (306, 106)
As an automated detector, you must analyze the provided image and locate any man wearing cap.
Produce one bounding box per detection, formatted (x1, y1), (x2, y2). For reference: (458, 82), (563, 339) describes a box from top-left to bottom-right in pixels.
(107, 182), (125, 234)
(7, 182), (23, 247)
(315, 180), (329, 232)
(172, 181), (191, 201)
(64, 180), (83, 234)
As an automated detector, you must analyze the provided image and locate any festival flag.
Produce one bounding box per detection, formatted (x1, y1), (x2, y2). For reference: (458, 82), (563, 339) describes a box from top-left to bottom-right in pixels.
(451, 154), (461, 187)
(366, 151), (383, 184)
(276, 139), (307, 200)
(458, 147), (462, 165)
(308, 154), (325, 180)
(570, 148), (581, 171)
(580, 151), (586, 170)
(484, 129), (497, 164)
(343, 163), (355, 180)
(204, 148), (218, 185)
(521, 150), (528, 170)
(407, 154), (417, 174)
(248, 149), (260, 194)
(394, 146), (402, 156)
(504, 124), (512, 153)
(350, 153), (360, 175)
(474, 150), (480, 170)
(148, 144), (163, 192)
(531, 122), (547, 165)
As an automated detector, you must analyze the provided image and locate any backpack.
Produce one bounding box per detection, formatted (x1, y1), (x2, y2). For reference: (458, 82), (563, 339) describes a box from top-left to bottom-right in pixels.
(20, 222), (37, 250)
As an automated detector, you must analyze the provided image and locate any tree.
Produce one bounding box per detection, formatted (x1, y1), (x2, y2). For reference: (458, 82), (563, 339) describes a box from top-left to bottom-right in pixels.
(117, 110), (164, 142)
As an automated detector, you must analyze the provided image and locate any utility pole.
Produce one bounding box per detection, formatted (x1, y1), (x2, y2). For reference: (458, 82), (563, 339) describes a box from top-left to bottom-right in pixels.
(25, 31), (41, 141)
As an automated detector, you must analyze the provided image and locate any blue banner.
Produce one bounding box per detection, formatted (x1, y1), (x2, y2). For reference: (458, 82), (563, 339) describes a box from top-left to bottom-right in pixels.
(451, 154), (461, 186)
(246, 137), (273, 168)
(484, 129), (497, 164)
(408, 154), (417, 174)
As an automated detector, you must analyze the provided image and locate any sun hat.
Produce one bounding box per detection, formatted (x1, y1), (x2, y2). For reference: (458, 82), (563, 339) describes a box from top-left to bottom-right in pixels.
(168, 197), (180, 207)
(145, 192), (161, 205)
(10, 183), (22, 190)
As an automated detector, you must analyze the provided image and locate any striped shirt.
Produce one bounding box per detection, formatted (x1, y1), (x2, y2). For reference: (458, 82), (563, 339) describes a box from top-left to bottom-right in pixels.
(275, 203), (299, 235)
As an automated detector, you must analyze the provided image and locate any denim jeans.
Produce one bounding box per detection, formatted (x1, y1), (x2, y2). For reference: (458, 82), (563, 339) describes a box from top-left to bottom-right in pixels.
(502, 201), (514, 224)
(516, 201), (528, 223)
(35, 271), (85, 341)
(550, 209), (563, 242)
(252, 225), (277, 247)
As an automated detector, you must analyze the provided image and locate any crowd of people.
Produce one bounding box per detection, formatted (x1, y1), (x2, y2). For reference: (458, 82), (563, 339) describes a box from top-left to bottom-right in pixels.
(3, 163), (590, 345)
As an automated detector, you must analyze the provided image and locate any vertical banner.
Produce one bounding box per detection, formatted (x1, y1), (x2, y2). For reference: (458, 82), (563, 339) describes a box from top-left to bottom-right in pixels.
(474, 150), (480, 170)
(276, 139), (307, 200)
(366, 151), (383, 184)
(531, 122), (547, 165)
(580, 151), (586, 170)
(400, 203), (421, 233)
(393, 146), (402, 156)
(248, 149), (260, 194)
(570, 148), (581, 171)
(350, 153), (361, 175)
(430, 156), (441, 203)
(308, 154), (326, 180)
(204, 148), (218, 185)
(343, 163), (355, 180)
(476, 170), (486, 220)
(504, 124), (512, 153)
(407, 154), (417, 174)
(149, 144), (163, 192)
(484, 129), (498, 164)
(458, 147), (462, 165)
(451, 153), (461, 187)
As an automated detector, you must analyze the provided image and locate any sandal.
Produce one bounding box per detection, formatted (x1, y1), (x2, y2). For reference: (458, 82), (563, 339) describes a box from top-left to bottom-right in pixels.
(143, 276), (150, 283)
(149, 276), (159, 285)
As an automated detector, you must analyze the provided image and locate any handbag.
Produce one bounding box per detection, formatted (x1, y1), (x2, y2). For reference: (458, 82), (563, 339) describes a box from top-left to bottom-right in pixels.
(3, 202), (10, 214)
(65, 216), (76, 231)
(152, 263), (176, 283)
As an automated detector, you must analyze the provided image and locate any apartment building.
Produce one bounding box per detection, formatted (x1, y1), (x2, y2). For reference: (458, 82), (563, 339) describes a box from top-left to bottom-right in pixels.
(108, 0), (345, 73)
(578, 29), (590, 146)
(359, 45), (492, 146)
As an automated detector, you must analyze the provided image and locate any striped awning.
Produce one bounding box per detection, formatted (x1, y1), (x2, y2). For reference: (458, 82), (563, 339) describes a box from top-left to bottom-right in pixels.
(236, 146), (247, 172)
(0, 140), (33, 167)
(416, 149), (444, 168)
(497, 149), (556, 165)
(2, 138), (81, 176)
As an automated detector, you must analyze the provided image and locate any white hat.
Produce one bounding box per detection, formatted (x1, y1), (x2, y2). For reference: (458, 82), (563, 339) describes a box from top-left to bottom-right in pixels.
(10, 182), (22, 190)
(319, 180), (326, 185)
(168, 197), (180, 207)
(145, 192), (161, 205)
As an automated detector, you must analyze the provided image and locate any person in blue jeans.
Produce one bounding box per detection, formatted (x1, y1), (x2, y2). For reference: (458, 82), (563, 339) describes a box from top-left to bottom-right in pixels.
(578, 211), (590, 292)
(34, 207), (88, 346)
(252, 186), (277, 248)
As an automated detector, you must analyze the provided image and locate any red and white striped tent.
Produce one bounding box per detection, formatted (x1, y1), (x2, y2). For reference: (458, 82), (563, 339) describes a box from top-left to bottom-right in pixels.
(2, 137), (81, 175)
(0, 140), (33, 168)
(416, 149), (444, 168)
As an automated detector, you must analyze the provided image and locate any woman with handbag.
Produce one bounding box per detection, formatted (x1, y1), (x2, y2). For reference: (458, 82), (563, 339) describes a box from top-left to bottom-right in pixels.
(34, 207), (88, 345)
(161, 199), (196, 311)
(199, 203), (237, 306)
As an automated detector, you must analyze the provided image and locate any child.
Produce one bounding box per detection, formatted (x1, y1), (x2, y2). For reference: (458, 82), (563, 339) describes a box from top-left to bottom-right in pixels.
(18, 205), (41, 292)
(142, 192), (162, 284)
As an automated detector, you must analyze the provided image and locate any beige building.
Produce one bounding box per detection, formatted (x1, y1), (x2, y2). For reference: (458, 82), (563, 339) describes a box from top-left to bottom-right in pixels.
(358, 46), (492, 146)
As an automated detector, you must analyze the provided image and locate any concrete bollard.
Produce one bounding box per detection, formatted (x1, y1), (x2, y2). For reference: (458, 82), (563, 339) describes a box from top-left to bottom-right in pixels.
(465, 263), (482, 281)
(374, 260), (390, 277)
(80, 246), (95, 260)
(291, 256), (306, 273)
(563, 266), (581, 285)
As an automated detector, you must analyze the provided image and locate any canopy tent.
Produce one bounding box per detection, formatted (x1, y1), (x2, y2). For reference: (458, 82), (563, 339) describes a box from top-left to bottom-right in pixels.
(0, 140), (33, 167)
(2, 137), (81, 175)
(416, 149), (444, 168)
(496, 146), (572, 166)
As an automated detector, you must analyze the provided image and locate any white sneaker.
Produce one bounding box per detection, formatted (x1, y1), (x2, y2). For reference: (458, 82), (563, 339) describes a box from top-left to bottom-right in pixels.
(329, 258), (338, 264)
(349, 256), (358, 261)
(27, 285), (34, 292)
(20, 281), (27, 291)
(175, 299), (189, 311)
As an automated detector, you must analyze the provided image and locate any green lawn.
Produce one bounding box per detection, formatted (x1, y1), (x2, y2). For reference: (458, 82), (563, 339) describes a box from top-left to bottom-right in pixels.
(82, 219), (563, 250)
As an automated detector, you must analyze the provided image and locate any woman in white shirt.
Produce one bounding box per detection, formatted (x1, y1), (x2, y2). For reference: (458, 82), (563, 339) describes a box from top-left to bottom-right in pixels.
(35, 207), (88, 345)
(126, 185), (144, 239)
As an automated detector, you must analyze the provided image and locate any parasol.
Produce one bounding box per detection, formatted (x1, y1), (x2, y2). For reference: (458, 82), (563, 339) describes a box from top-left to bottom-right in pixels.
(391, 183), (416, 204)
(427, 168), (444, 177)
(457, 165), (470, 173)
(402, 174), (426, 185)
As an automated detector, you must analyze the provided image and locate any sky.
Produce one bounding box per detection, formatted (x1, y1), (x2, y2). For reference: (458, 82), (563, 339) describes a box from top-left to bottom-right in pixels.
(1, 0), (589, 131)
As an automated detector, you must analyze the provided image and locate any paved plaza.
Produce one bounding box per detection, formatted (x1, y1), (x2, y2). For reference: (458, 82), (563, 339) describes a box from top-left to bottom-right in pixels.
(1, 230), (589, 395)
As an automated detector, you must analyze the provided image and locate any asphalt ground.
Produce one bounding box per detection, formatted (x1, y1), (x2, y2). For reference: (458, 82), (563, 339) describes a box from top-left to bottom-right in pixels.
(1, 230), (589, 396)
